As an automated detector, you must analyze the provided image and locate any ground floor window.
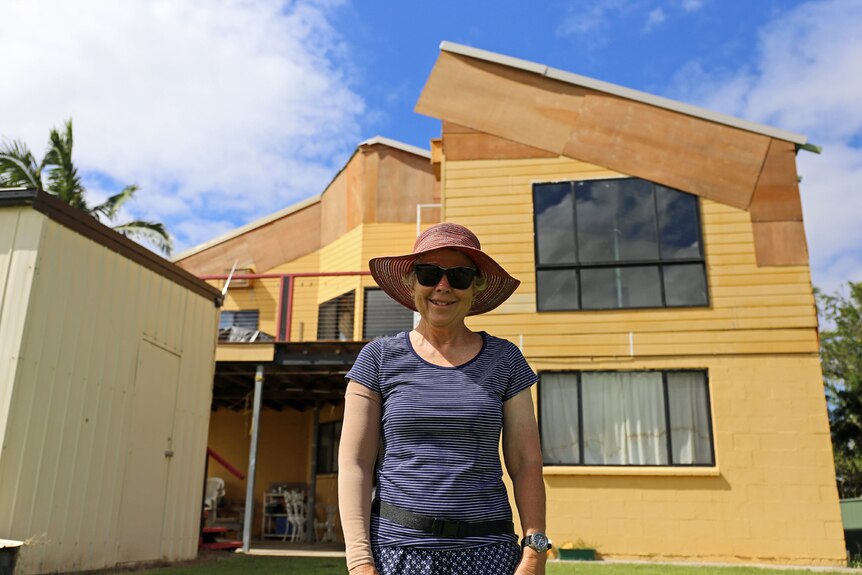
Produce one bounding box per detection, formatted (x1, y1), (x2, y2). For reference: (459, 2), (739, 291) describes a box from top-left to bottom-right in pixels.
(539, 370), (714, 466)
(317, 420), (342, 474)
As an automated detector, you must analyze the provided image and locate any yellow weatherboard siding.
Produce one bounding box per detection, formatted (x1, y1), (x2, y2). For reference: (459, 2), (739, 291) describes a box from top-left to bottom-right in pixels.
(446, 155), (844, 565)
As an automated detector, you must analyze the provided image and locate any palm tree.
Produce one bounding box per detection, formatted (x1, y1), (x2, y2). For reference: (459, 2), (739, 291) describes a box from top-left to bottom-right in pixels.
(0, 119), (173, 255)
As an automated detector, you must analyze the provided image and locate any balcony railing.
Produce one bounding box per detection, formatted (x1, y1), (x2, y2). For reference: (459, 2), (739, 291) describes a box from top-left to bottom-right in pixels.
(202, 271), (415, 343)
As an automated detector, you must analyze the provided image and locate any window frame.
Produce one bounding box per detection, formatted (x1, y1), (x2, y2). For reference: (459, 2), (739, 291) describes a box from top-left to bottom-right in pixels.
(532, 177), (709, 311)
(537, 369), (716, 468)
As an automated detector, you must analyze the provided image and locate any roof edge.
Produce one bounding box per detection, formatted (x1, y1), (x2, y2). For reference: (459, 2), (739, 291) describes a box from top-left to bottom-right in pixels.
(171, 192), (322, 262)
(173, 136), (430, 262)
(439, 41), (808, 146)
(360, 136), (431, 159)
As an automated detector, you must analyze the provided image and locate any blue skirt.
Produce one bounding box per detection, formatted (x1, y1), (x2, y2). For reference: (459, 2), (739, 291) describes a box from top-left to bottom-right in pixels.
(372, 542), (521, 575)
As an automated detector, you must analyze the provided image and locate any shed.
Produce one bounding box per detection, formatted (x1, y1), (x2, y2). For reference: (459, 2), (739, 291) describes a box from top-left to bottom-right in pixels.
(0, 189), (222, 574)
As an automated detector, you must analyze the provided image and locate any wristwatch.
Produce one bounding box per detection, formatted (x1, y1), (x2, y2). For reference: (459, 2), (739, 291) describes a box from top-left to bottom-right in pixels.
(521, 532), (552, 552)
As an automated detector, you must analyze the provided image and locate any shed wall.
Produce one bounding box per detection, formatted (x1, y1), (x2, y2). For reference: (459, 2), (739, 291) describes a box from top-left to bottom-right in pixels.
(0, 209), (42, 464)
(0, 216), (219, 574)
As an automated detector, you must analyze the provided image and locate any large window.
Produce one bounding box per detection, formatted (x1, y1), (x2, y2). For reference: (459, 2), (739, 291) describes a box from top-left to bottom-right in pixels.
(317, 291), (355, 340)
(317, 421), (342, 475)
(539, 370), (714, 466)
(533, 178), (708, 310)
(363, 288), (414, 339)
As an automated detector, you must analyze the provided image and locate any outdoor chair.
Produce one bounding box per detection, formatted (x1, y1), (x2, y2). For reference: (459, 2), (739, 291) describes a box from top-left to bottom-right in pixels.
(203, 477), (225, 523)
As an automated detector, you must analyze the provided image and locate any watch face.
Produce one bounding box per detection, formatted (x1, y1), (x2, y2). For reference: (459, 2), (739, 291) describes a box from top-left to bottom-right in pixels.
(529, 533), (550, 551)
(532, 533), (548, 551)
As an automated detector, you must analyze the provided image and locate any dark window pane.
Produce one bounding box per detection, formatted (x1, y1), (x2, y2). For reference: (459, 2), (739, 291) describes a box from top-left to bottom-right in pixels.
(363, 288), (414, 338)
(581, 266), (661, 309)
(219, 310), (259, 330)
(656, 185), (701, 259)
(316, 421), (342, 474)
(537, 269), (579, 311)
(663, 264), (708, 307)
(317, 291), (355, 340)
(534, 183), (577, 264)
(576, 179), (658, 263)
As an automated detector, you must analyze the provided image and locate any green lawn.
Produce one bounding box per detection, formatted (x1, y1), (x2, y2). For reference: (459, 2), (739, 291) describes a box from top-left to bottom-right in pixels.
(94, 554), (858, 575)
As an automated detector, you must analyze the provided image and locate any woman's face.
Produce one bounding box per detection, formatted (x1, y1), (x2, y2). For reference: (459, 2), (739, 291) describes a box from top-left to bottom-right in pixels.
(412, 248), (476, 329)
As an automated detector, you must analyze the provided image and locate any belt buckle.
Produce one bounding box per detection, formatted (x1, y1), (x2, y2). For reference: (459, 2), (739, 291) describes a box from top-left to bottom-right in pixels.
(431, 518), (464, 538)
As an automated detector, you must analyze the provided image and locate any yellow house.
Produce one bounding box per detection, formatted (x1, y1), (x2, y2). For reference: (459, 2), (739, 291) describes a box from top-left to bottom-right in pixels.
(177, 42), (845, 566)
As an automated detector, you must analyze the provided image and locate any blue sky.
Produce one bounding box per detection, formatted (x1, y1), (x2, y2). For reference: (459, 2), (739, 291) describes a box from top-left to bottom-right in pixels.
(2, 0), (860, 294)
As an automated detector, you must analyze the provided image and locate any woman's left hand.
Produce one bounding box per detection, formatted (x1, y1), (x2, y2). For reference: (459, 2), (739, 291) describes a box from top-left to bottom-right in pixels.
(514, 553), (545, 575)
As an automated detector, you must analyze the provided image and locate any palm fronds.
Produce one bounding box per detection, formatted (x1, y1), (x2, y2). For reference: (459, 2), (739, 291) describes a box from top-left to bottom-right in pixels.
(0, 139), (43, 189)
(0, 119), (173, 255)
(112, 220), (174, 255)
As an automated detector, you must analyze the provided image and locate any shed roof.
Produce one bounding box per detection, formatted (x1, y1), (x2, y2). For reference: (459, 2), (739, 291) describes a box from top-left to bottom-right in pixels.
(0, 188), (222, 305)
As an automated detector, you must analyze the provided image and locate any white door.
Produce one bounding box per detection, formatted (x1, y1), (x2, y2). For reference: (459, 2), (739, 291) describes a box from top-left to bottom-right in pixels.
(116, 340), (180, 563)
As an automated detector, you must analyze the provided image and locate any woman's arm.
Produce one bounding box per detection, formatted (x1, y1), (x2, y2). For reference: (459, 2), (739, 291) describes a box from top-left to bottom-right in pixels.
(338, 380), (382, 574)
(502, 387), (547, 575)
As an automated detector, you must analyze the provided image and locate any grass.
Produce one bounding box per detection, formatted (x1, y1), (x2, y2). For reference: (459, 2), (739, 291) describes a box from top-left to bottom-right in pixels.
(83, 553), (859, 575)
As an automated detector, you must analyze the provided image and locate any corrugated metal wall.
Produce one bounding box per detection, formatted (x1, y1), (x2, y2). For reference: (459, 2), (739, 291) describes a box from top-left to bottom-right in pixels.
(0, 213), (219, 574)
(0, 208), (43, 464)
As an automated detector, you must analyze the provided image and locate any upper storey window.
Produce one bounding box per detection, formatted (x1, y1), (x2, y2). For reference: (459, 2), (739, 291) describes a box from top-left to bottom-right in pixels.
(533, 178), (708, 311)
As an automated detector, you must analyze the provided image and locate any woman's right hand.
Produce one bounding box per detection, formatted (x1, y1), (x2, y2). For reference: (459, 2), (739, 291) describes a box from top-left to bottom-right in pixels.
(348, 563), (379, 575)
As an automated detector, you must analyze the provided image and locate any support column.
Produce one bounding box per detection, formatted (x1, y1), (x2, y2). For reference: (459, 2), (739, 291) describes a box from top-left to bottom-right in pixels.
(242, 364), (264, 553)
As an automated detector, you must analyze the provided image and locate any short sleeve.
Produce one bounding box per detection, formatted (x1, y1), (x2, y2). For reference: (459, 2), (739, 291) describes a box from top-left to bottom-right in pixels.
(345, 338), (383, 394)
(502, 341), (537, 401)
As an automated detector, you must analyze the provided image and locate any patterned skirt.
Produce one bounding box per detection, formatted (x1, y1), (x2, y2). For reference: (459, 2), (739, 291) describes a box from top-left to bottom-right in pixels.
(372, 542), (521, 575)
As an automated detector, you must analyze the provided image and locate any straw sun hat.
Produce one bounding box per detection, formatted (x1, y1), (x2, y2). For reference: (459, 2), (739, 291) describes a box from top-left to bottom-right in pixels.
(368, 222), (520, 316)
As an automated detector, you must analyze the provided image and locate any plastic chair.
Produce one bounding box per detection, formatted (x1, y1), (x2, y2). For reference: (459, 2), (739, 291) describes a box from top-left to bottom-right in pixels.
(204, 477), (226, 523)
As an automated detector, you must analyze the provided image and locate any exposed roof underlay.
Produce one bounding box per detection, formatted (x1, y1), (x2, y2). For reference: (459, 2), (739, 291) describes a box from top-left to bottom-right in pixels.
(212, 341), (364, 411)
(416, 42), (810, 267)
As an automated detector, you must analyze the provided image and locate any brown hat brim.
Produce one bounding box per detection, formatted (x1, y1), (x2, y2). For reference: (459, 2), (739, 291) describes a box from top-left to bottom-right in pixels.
(369, 246), (520, 316)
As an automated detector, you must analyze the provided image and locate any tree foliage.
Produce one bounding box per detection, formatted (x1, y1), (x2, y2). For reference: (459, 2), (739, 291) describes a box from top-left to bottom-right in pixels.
(0, 119), (172, 255)
(817, 280), (862, 498)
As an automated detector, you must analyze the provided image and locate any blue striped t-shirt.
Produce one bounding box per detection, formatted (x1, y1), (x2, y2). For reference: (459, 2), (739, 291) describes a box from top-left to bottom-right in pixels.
(345, 331), (537, 549)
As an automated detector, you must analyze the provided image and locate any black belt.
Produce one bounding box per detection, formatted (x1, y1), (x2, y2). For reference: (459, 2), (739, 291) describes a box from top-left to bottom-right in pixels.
(372, 499), (514, 538)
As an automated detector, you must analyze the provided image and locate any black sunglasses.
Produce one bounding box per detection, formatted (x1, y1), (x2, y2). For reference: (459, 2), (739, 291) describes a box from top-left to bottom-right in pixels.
(414, 263), (478, 290)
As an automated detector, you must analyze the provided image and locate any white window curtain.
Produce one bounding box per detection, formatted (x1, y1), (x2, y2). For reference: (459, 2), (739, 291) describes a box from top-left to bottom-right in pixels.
(581, 372), (668, 465)
(667, 372), (712, 464)
(540, 373), (580, 464)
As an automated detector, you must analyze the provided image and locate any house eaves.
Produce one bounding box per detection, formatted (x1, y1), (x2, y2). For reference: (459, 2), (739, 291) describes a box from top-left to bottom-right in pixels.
(439, 41), (809, 147)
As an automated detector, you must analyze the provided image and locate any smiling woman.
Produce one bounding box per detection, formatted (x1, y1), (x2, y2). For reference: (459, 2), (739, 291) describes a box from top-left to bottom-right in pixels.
(338, 223), (549, 575)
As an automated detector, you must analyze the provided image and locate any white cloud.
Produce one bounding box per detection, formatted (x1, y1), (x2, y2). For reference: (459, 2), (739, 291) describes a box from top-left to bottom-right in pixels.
(557, 0), (632, 37)
(666, 0), (862, 292)
(644, 8), (667, 32)
(681, 0), (704, 12)
(0, 0), (364, 253)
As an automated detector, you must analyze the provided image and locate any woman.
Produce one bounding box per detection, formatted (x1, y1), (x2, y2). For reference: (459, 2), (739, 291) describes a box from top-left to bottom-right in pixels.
(338, 222), (549, 575)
